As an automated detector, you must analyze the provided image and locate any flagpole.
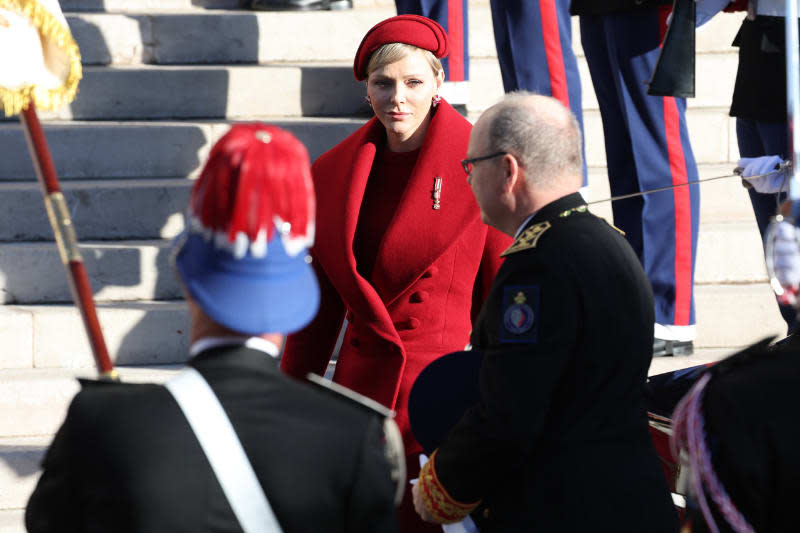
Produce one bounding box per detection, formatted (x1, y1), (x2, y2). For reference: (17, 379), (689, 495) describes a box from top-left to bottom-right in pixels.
(19, 103), (116, 378)
(786, 0), (800, 205)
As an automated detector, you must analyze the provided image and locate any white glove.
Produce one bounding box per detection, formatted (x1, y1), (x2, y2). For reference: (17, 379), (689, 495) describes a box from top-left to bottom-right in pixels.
(769, 221), (800, 306)
(696, 0), (731, 27)
(738, 155), (789, 193)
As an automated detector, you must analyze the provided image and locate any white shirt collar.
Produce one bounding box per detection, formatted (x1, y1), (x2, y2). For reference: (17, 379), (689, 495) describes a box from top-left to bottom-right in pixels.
(514, 212), (538, 239)
(189, 336), (281, 358)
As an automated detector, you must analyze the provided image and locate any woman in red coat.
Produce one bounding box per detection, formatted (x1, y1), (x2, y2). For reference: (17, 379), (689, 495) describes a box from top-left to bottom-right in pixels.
(280, 15), (510, 530)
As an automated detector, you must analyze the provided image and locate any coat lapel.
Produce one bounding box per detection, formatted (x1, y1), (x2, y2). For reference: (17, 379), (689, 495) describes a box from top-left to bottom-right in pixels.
(312, 103), (478, 345)
(371, 102), (479, 306)
(312, 120), (401, 346)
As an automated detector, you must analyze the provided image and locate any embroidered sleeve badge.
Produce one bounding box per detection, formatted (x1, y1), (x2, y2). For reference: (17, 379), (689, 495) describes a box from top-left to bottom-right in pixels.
(500, 286), (539, 343)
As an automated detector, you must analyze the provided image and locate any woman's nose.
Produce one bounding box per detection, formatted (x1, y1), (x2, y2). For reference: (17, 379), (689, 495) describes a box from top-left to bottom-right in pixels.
(390, 83), (406, 104)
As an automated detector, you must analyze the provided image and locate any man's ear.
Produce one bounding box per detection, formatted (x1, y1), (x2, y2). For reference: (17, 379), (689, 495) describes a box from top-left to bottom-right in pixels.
(501, 153), (520, 194)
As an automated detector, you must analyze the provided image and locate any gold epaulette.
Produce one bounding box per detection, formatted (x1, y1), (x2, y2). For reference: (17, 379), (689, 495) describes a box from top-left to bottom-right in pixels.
(500, 221), (551, 257)
(603, 219), (626, 236)
(418, 450), (481, 524)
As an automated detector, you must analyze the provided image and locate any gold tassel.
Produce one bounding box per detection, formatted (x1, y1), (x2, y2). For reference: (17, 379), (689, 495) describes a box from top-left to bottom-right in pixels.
(0, 0), (82, 116)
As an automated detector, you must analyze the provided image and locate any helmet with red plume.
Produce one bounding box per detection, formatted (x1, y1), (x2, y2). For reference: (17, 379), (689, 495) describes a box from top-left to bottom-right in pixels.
(172, 124), (319, 335)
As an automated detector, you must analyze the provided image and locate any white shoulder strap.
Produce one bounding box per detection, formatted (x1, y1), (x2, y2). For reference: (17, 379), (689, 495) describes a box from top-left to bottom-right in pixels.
(165, 367), (283, 533)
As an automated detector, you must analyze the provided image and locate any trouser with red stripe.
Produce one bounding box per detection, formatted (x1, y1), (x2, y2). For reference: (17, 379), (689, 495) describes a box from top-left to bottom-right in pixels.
(580, 9), (700, 328)
(394, 0), (469, 82)
(489, 0), (587, 184)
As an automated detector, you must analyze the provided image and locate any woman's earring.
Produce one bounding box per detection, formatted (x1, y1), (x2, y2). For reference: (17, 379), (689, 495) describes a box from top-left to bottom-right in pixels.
(364, 95), (372, 105)
(432, 94), (442, 108)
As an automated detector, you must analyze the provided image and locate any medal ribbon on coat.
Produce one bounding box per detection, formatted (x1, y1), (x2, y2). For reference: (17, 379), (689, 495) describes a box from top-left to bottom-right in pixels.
(432, 176), (443, 210)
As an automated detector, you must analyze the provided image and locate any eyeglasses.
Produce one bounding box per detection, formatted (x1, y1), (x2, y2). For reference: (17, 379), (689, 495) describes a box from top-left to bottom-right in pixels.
(460, 152), (507, 175)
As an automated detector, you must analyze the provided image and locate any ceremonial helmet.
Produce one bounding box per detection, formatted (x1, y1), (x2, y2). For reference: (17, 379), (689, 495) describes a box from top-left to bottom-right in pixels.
(172, 124), (319, 335)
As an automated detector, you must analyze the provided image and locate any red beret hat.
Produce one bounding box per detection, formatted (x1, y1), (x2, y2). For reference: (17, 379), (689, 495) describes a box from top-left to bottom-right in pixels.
(353, 15), (449, 81)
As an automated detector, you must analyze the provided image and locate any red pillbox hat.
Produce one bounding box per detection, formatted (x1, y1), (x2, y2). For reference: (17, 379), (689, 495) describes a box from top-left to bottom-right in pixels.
(353, 14), (449, 81)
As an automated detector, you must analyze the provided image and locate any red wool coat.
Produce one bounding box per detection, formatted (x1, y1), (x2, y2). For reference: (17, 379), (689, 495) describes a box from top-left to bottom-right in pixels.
(281, 101), (511, 453)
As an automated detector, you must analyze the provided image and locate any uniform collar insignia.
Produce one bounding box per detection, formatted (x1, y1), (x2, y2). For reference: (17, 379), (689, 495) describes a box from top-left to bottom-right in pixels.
(500, 221), (551, 257)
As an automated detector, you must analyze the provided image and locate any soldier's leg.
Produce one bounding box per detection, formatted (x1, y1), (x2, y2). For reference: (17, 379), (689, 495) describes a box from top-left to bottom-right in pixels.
(737, 118), (796, 330)
(490, 0), (586, 185)
(395, 0), (469, 108)
(579, 14), (644, 257)
(738, 118), (786, 236)
(604, 9), (700, 344)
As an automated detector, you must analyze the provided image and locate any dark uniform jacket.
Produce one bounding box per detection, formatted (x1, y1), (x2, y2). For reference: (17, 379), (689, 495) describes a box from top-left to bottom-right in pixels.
(25, 345), (397, 533)
(427, 193), (679, 532)
(690, 335), (800, 533)
(730, 16), (799, 122)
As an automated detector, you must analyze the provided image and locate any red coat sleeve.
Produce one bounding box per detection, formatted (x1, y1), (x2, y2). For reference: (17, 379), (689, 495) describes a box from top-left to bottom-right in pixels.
(281, 254), (346, 380)
(470, 226), (512, 324)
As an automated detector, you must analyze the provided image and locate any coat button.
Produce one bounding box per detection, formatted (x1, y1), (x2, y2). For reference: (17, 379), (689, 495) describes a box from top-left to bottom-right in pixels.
(421, 266), (439, 278)
(395, 317), (420, 330)
(409, 290), (429, 303)
(350, 338), (360, 347)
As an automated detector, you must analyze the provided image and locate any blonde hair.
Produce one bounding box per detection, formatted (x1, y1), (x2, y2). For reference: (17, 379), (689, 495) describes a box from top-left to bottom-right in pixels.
(366, 43), (443, 78)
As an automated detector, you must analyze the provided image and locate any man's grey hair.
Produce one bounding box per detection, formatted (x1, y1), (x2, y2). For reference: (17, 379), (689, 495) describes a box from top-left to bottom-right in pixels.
(485, 91), (583, 188)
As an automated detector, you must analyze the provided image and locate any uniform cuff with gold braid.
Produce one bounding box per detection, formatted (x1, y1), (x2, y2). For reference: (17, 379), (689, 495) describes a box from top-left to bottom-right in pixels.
(418, 450), (481, 524)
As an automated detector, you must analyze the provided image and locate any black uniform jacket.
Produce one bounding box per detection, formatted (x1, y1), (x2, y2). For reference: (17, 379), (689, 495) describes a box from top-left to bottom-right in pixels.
(25, 345), (397, 533)
(692, 335), (800, 533)
(433, 193), (679, 532)
(730, 16), (800, 122)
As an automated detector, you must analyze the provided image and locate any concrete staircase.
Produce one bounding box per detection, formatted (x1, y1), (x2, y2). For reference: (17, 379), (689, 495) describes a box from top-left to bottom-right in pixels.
(0, 1), (786, 529)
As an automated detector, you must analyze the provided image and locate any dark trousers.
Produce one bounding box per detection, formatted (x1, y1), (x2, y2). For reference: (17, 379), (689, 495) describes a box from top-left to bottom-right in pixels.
(580, 9), (700, 327)
(489, 0), (587, 185)
(394, 0), (469, 81)
(736, 117), (797, 331)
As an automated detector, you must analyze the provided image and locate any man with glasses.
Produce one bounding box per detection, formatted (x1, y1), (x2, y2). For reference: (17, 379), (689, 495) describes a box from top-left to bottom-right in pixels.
(412, 92), (677, 531)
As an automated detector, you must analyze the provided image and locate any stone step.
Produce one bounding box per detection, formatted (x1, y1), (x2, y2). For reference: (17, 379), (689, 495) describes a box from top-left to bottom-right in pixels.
(0, 166), (755, 244)
(0, 436), (48, 515)
(62, 0), (247, 11)
(0, 118), (363, 179)
(0, 510), (23, 533)
(0, 280), (785, 372)
(27, 57), (737, 122)
(0, 365), (176, 527)
(0, 214), (771, 305)
(66, 8), (390, 65)
(0, 179), (189, 242)
(0, 240), (181, 304)
(469, 52), (739, 114)
(64, 6), (743, 66)
(61, 0), (400, 10)
(0, 302), (189, 370)
(696, 221), (770, 284)
(586, 164), (758, 226)
(696, 283), (788, 345)
(0, 365), (178, 441)
(0, 107), (740, 182)
(28, 64), (367, 121)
